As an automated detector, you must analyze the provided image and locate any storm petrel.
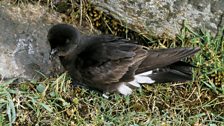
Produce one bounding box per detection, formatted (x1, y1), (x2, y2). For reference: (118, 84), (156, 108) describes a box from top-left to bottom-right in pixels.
(48, 24), (200, 95)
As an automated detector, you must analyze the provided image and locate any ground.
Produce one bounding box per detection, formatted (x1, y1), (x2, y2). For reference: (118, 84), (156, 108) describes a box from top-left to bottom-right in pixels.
(0, 1), (224, 126)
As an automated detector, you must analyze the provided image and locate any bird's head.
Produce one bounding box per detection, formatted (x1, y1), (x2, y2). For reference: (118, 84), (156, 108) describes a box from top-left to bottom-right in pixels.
(47, 24), (80, 57)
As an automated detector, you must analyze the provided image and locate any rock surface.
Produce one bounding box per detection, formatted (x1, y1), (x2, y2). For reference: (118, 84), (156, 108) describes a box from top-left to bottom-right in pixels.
(91, 0), (224, 38)
(0, 3), (64, 80)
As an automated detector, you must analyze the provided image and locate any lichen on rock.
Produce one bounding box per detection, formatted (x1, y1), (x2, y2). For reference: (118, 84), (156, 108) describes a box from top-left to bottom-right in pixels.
(0, 2), (64, 81)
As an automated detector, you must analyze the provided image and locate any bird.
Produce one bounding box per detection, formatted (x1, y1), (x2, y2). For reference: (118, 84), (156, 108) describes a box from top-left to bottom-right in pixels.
(48, 24), (200, 96)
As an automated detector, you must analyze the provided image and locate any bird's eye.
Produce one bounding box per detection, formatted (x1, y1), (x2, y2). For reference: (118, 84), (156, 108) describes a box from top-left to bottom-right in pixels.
(65, 39), (70, 44)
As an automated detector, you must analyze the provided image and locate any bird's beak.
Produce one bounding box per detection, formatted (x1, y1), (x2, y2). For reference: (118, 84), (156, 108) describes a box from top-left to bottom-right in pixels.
(51, 49), (58, 55)
(49, 49), (58, 60)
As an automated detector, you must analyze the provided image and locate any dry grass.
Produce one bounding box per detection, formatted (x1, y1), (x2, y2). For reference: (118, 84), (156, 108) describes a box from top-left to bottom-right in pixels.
(0, 0), (224, 126)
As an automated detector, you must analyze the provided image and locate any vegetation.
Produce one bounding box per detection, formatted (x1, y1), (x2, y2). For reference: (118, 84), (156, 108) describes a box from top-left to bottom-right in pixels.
(0, 0), (223, 126)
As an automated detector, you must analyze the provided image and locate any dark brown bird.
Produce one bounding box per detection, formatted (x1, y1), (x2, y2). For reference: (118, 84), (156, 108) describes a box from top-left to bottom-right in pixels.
(48, 24), (200, 95)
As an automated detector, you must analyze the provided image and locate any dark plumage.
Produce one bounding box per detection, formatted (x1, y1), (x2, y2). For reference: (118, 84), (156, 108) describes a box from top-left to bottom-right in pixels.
(48, 24), (200, 95)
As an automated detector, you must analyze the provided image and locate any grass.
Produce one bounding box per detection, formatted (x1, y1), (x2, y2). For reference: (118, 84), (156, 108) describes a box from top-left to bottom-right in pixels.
(1, 0), (224, 126)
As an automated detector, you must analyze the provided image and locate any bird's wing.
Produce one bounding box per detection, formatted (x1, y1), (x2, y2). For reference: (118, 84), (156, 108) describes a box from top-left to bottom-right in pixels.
(75, 37), (147, 86)
(136, 47), (200, 74)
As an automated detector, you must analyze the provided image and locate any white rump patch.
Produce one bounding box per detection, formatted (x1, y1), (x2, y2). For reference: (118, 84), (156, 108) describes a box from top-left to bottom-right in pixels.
(137, 70), (153, 76)
(134, 70), (155, 84)
(117, 70), (155, 95)
(128, 80), (141, 87)
(117, 83), (132, 95)
(134, 76), (155, 84)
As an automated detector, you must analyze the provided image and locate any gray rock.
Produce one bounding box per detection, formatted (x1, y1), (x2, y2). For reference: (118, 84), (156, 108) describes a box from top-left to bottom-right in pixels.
(91, 0), (224, 38)
(0, 3), (64, 81)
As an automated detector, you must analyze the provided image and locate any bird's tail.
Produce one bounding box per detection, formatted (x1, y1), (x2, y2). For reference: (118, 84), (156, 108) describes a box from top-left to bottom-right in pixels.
(147, 61), (196, 83)
(126, 61), (196, 91)
(119, 47), (200, 95)
(136, 47), (200, 73)
(132, 47), (200, 84)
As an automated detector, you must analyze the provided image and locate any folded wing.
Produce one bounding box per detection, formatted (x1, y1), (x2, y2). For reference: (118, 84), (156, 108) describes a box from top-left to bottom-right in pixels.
(73, 37), (147, 90)
(136, 47), (200, 74)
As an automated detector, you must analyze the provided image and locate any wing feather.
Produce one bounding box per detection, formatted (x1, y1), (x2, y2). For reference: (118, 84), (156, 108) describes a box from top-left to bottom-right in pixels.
(75, 38), (147, 86)
(136, 47), (200, 74)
